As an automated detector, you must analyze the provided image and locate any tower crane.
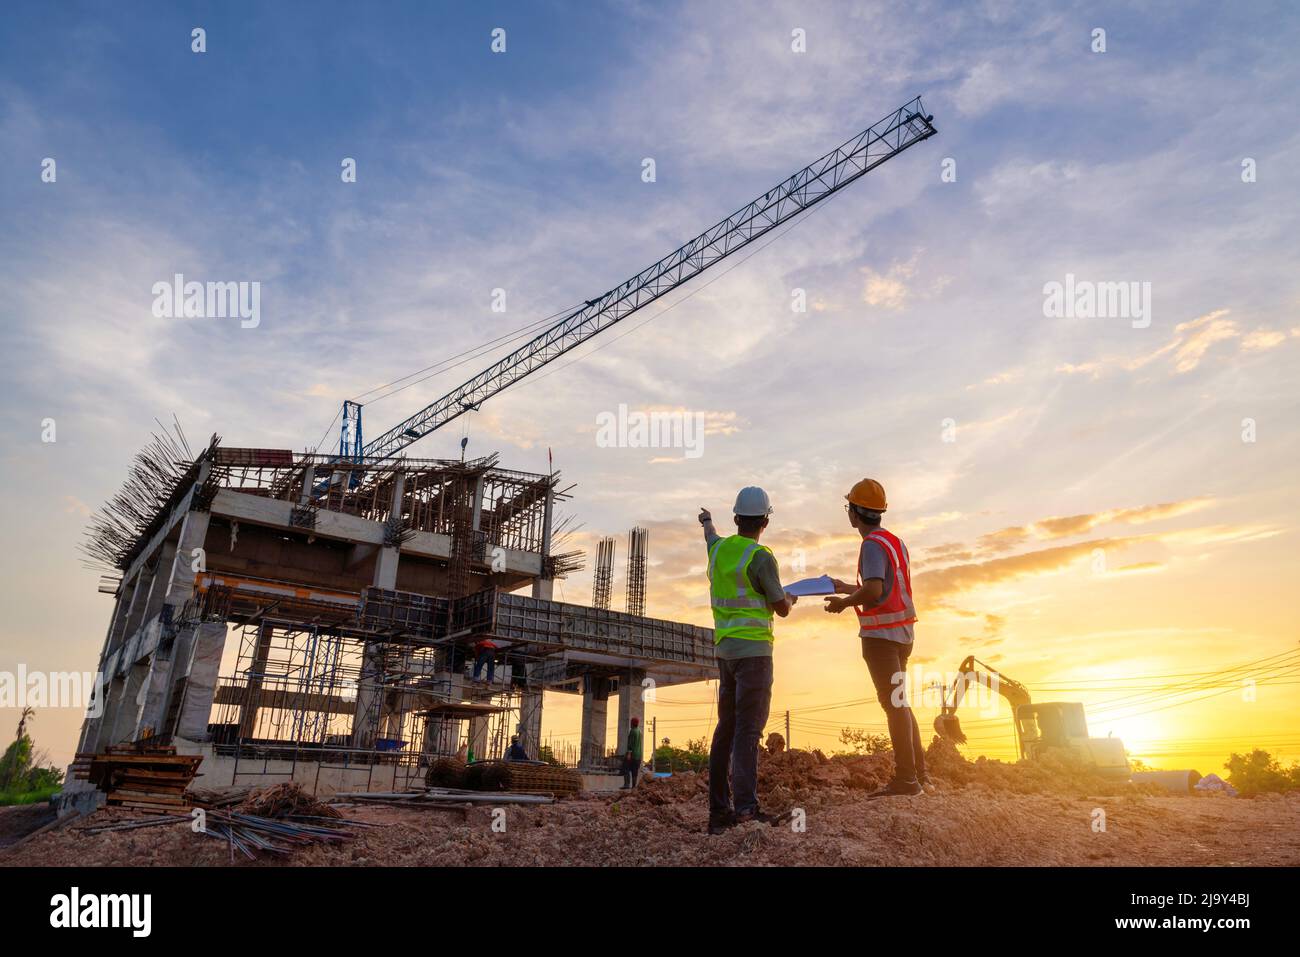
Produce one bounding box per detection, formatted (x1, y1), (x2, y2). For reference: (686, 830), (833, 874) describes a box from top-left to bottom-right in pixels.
(339, 96), (937, 461)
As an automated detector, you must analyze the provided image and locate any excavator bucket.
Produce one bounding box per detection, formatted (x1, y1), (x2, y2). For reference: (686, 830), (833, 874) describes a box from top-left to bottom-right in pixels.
(934, 713), (967, 744)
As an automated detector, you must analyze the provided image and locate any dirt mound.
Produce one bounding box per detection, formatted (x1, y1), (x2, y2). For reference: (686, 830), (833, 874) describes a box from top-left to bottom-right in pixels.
(757, 748), (894, 804)
(237, 782), (341, 819)
(923, 736), (1160, 797)
(618, 771), (707, 806)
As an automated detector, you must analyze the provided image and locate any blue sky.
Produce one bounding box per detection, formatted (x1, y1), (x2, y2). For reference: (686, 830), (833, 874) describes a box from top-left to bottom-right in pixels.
(2, 1), (1298, 765)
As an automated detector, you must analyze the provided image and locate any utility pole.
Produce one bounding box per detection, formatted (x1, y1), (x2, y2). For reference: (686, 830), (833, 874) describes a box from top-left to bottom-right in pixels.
(651, 716), (657, 774)
(785, 710), (791, 750)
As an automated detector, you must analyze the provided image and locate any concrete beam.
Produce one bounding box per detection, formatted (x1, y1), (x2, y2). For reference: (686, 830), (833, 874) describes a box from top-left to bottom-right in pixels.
(210, 488), (544, 577)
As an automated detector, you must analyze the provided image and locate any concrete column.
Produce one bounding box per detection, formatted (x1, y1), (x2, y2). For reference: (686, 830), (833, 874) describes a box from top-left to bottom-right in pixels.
(174, 621), (228, 741)
(353, 480), (404, 749)
(298, 465), (316, 505)
(468, 714), (490, 762)
(616, 668), (647, 760)
(580, 675), (610, 767)
(351, 644), (385, 749)
(110, 574), (146, 652)
(136, 651), (173, 738)
(139, 541), (177, 625)
(373, 549), (399, 590)
(531, 482), (555, 601)
(164, 509), (211, 609)
(518, 684), (543, 760)
(471, 474), (485, 531)
(91, 676), (127, 750)
(105, 573), (140, 652)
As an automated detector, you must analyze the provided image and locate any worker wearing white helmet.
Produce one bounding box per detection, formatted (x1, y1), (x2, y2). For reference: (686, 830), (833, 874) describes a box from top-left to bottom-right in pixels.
(698, 486), (796, 834)
(824, 478), (930, 796)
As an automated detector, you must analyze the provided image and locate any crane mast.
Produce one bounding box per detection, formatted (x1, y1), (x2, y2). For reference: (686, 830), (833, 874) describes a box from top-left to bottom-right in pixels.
(357, 96), (936, 460)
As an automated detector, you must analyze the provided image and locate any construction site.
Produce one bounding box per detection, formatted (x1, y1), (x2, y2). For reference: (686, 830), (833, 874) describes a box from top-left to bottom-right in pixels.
(32, 98), (935, 820)
(6, 75), (1295, 874)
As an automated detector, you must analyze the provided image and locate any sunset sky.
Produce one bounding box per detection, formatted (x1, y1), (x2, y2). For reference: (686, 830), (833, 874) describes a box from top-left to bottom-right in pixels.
(2, 1), (1297, 775)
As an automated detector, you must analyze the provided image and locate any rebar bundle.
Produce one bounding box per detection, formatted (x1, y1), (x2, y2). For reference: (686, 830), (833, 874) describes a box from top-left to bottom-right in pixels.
(592, 536), (616, 610)
(80, 420), (208, 570)
(625, 526), (648, 617)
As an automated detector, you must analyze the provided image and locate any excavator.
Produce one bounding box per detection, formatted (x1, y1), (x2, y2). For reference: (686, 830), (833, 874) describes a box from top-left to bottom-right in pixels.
(932, 655), (1202, 791)
(933, 655), (1131, 777)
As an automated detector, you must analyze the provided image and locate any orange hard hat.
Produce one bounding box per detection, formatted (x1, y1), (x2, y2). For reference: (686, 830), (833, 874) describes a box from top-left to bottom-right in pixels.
(846, 478), (887, 511)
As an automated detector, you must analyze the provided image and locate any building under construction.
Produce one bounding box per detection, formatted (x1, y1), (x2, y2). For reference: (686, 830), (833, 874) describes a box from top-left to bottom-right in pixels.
(63, 98), (936, 808)
(66, 436), (715, 802)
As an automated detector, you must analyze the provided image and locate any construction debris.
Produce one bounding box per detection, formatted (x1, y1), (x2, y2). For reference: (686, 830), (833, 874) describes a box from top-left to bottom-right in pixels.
(236, 782), (341, 819)
(199, 810), (354, 861)
(339, 788), (556, 806)
(77, 814), (190, 836)
(83, 742), (203, 811)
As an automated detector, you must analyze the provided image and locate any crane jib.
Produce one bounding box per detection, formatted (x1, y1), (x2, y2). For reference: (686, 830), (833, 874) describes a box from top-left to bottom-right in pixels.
(359, 97), (937, 461)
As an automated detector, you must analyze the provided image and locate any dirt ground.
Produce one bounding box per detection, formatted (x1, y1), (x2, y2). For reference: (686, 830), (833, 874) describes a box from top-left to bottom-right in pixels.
(5, 743), (1298, 867)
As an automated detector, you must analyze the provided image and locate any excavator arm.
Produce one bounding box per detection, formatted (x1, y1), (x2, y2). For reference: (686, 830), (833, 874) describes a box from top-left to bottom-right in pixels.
(933, 655), (1032, 744)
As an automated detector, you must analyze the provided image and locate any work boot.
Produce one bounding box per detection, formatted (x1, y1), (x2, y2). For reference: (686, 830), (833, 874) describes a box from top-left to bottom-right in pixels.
(919, 776), (937, 794)
(734, 808), (788, 826)
(867, 778), (923, 799)
(707, 810), (736, 835)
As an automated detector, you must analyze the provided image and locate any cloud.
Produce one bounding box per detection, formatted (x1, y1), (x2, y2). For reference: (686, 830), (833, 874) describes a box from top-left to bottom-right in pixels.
(1056, 309), (1297, 378)
(916, 537), (1117, 609)
(974, 498), (1212, 555)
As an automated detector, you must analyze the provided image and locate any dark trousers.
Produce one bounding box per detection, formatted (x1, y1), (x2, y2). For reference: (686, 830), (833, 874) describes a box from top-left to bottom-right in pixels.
(622, 762), (640, 789)
(709, 656), (773, 816)
(472, 650), (495, 683)
(862, 637), (926, 783)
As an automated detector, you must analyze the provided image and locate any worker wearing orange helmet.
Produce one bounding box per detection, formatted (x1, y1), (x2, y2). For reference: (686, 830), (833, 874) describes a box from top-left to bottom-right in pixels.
(823, 478), (930, 797)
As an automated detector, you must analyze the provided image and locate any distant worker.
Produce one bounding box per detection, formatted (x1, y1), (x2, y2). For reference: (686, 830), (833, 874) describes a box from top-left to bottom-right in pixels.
(823, 478), (930, 797)
(700, 486), (796, 833)
(621, 716), (643, 789)
(506, 735), (529, 761)
(472, 638), (498, 684)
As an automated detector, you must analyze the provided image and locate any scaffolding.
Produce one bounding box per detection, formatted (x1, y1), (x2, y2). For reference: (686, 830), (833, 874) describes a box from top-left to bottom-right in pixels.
(207, 614), (550, 790)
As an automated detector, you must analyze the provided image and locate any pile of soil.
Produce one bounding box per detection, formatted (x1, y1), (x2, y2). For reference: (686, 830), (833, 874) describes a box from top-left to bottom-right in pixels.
(923, 736), (1165, 797)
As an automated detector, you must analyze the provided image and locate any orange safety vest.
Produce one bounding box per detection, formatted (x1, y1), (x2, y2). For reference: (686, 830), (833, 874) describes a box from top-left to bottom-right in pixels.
(854, 529), (917, 631)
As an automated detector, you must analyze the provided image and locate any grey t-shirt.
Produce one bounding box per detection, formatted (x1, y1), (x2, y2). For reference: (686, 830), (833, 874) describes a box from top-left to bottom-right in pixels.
(705, 529), (785, 659)
(858, 530), (914, 645)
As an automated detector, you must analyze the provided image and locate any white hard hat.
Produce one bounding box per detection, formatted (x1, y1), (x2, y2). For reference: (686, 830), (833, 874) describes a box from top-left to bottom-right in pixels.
(733, 486), (773, 517)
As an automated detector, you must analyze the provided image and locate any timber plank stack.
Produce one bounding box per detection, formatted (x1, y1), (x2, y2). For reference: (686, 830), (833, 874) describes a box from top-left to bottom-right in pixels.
(85, 743), (203, 811)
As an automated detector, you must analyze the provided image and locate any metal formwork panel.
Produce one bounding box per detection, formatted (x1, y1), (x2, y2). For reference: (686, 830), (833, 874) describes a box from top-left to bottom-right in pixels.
(357, 587), (447, 639)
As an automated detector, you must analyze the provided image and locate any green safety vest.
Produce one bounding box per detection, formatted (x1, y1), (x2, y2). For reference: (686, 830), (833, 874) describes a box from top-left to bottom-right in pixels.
(708, 535), (775, 643)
